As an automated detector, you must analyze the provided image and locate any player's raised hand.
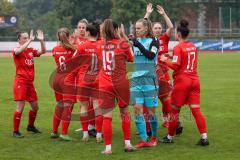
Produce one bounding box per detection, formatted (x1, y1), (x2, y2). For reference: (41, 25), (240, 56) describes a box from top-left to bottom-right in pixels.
(36, 30), (44, 41)
(156, 5), (166, 16)
(146, 3), (153, 14)
(29, 29), (35, 41)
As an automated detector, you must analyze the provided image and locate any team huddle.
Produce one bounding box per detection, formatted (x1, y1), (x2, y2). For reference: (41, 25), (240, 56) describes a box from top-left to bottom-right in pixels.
(11, 4), (209, 155)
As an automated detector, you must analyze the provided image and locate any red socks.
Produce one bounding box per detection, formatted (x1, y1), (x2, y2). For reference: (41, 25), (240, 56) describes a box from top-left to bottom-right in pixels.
(143, 106), (150, 133)
(52, 106), (64, 133)
(28, 110), (37, 126)
(121, 112), (131, 140)
(13, 111), (22, 132)
(95, 115), (103, 133)
(168, 108), (180, 136)
(88, 104), (95, 126)
(80, 115), (89, 132)
(61, 106), (73, 135)
(191, 108), (207, 134)
(103, 117), (112, 145)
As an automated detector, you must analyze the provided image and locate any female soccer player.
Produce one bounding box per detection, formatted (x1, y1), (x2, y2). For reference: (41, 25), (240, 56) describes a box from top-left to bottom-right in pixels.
(131, 18), (160, 148)
(160, 19), (209, 146)
(72, 19), (97, 137)
(50, 28), (77, 141)
(99, 19), (136, 154)
(144, 3), (174, 128)
(12, 30), (46, 138)
(70, 19), (88, 46)
(75, 21), (103, 142)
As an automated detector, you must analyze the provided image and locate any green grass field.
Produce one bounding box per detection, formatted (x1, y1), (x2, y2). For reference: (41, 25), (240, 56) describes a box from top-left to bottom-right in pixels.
(0, 52), (240, 160)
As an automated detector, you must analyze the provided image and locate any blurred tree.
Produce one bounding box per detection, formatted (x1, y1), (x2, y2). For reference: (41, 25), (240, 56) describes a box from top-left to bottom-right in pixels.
(0, 0), (18, 40)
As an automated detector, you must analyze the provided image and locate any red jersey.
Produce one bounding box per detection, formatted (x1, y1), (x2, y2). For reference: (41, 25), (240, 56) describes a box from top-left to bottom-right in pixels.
(76, 40), (101, 77)
(98, 39), (134, 82)
(157, 33), (170, 63)
(13, 47), (40, 83)
(69, 35), (87, 47)
(52, 45), (75, 71)
(170, 41), (198, 79)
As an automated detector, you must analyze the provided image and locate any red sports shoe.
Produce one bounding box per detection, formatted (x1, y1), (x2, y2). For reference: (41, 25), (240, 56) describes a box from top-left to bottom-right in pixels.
(135, 140), (151, 148)
(148, 137), (158, 146)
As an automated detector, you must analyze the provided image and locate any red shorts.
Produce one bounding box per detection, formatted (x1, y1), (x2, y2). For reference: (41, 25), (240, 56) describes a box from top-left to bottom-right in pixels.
(98, 78), (130, 109)
(158, 77), (172, 99)
(54, 92), (63, 102)
(53, 71), (77, 103)
(171, 75), (200, 106)
(13, 79), (38, 102)
(77, 75), (99, 101)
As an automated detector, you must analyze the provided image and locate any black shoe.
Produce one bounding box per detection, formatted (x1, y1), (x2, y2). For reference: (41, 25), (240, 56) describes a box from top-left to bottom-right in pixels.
(176, 122), (183, 136)
(196, 138), (209, 146)
(27, 125), (41, 133)
(13, 131), (24, 138)
(88, 129), (96, 137)
(159, 136), (173, 143)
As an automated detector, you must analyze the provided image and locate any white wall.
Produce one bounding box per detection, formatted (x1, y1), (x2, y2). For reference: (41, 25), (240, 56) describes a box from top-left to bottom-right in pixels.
(0, 41), (58, 52)
(0, 41), (179, 52)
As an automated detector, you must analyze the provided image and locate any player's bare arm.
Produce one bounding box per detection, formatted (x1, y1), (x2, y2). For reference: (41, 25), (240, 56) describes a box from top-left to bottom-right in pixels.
(156, 5), (174, 37)
(14, 30), (35, 55)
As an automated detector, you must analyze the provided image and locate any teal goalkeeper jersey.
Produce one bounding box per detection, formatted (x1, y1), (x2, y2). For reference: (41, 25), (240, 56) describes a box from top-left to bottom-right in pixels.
(132, 37), (158, 78)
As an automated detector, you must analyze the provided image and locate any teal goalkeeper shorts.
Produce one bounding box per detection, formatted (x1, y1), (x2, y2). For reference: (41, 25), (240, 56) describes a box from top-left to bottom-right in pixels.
(130, 76), (158, 107)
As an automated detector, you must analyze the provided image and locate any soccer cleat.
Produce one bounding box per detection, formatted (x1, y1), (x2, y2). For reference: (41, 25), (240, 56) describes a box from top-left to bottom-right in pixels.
(196, 138), (209, 146)
(160, 136), (173, 144)
(148, 137), (158, 146)
(59, 134), (72, 141)
(101, 150), (112, 155)
(13, 131), (24, 138)
(88, 129), (97, 137)
(82, 135), (89, 142)
(96, 137), (103, 143)
(124, 145), (137, 152)
(27, 125), (41, 133)
(134, 140), (152, 148)
(50, 132), (59, 139)
(176, 122), (183, 136)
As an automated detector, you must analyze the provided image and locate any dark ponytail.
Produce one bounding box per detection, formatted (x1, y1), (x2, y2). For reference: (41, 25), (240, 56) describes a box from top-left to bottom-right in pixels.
(177, 19), (190, 39)
(102, 19), (119, 41)
(86, 20), (101, 39)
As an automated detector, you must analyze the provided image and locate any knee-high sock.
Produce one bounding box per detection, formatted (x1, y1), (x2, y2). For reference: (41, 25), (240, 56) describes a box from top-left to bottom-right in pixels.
(28, 110), (37, 126)
(191, 108), (207, 134)
(13, 111), (22, 132)
(121, 112), (131, 140)
(95, 115), (103, 133)
(103, 117), (112, 145)
(80, 115), (89, 132)
(143, 106), (150, 133)
(168, 108), (180, 136)
(52, 106), (64, 133)
(149, 114), (158, 137)
(61, 105), (73, 135)
(135, 114), (148, 141)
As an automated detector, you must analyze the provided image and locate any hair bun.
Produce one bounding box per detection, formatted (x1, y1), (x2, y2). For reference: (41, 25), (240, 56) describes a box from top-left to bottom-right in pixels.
(180, 19), (189, 28)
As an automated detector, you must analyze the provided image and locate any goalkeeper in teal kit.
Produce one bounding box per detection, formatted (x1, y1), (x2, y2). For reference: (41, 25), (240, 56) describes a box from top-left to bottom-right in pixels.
(130, 18), (160, 148)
